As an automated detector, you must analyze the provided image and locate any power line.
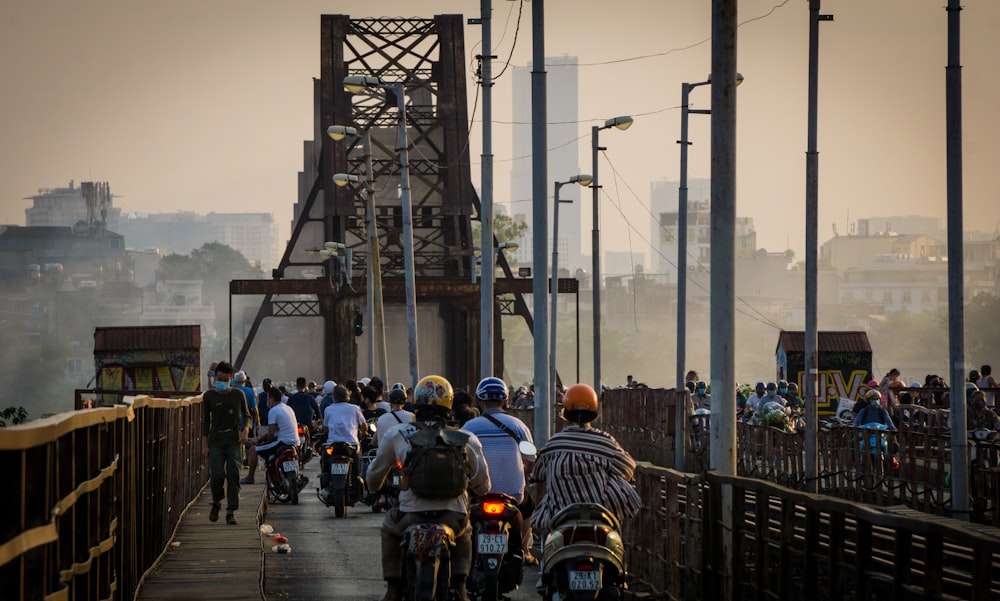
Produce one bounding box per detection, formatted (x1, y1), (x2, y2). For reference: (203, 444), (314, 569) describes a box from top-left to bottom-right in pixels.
(544, 0), (793, 69)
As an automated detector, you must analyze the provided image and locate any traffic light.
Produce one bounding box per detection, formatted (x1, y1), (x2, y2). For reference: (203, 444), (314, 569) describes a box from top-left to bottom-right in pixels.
(354, 312), (363, 337)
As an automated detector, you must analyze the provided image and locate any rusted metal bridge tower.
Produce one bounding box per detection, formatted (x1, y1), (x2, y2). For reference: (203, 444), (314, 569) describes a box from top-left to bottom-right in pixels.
(230, 14), (555, 389)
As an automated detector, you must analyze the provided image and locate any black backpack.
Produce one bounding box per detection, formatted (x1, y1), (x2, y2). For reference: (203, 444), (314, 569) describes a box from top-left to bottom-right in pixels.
(402, 422), (470, 499)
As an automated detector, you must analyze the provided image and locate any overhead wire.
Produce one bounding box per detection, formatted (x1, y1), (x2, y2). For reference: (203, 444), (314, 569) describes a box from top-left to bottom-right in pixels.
(600, 153), (786, 331)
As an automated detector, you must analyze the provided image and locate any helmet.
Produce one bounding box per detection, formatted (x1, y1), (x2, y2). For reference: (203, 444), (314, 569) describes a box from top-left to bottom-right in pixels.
(388, 388), (407, 404)
(865, 389), (882, 401)
(391, 382), (406, 392)
(414, 375), (454, 410)
(476, 377), (508, 401)
(359, 377), (371, 387)
(563, 383), (599, 413)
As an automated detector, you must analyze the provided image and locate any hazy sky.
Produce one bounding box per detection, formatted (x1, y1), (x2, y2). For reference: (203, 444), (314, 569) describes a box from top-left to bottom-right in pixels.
(2, 1), (998, 263)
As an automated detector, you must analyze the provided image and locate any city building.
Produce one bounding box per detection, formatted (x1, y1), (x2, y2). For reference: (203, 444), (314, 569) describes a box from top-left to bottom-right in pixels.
(650, 178), (757, 280)
(508, 55), (584, 273)
(0, 225), (127, 285)
(23, 181), (122, 230)
(114, 211), (280, 272)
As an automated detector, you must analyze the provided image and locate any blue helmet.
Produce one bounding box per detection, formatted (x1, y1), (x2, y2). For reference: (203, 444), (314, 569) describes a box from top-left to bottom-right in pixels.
(476, 377), (508, 402)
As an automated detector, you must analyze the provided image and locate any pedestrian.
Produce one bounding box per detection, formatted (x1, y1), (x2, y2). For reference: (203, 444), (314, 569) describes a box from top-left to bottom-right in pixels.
(977, 365), (997, 408)
(201, 361), (250, 525)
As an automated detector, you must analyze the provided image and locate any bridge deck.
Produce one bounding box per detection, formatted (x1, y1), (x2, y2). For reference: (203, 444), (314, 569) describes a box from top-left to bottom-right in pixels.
(135, 481), (267, 600)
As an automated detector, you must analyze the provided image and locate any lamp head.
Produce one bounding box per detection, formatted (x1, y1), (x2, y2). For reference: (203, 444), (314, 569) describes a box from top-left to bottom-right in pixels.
(703, 73), (744, 87)
(604, 116), (634, 131)
(498, 242), (519, 253)
(323, 241), (347, 251)
(343, 75), (380, 94)
(332, 173), (360, 187)
(326, 125), (358, 141)
(319, 249), (334, 257)
(570, 174), (593, 187)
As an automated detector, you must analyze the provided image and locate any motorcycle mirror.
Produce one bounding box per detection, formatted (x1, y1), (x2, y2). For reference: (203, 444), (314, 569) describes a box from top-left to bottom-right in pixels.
(518, 440), (537, 457)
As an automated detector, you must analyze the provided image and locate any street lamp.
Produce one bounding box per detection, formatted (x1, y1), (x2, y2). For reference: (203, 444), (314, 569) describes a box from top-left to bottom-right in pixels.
(331, 120), (389, 384)
(591, 116), (633, 394)
(471, 242), (519, 283)
(343, 75), (419, 387)
(551, 174), (591, 410)
(676, 73), (742, 391)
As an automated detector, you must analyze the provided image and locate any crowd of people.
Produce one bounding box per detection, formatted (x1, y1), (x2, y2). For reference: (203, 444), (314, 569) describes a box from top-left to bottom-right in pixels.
(199, 365), (639, 601)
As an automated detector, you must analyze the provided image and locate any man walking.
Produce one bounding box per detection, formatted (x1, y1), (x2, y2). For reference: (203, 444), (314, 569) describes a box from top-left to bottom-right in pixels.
(202, 361), (250, 525)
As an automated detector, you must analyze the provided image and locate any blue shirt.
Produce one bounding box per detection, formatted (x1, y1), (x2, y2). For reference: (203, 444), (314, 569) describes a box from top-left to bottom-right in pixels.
(287, 391), (320, 425)
(463, 408), (533, 503)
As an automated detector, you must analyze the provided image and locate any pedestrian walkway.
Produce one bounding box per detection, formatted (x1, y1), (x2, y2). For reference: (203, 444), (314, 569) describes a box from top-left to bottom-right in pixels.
(135, 480), (267, 600)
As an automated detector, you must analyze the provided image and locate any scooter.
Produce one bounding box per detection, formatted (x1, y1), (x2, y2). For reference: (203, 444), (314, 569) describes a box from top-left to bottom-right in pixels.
(317, 441), (364, 517)
(401, 515), (458, 601)
(968, 428), (997, 520)
(297, 424), (315, 468)
(263, 443), (308, 505)
(467, 493), (525, 601)
(539, 503), (627, 601)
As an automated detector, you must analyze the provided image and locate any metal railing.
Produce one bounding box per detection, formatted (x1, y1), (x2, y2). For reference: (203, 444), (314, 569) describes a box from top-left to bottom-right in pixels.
(0, 396), (206, 601)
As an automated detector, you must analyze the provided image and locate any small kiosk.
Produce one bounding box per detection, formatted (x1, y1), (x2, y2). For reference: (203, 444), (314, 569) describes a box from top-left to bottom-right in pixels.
(775, 330), (873, 415)
(93, 325), (202, 403)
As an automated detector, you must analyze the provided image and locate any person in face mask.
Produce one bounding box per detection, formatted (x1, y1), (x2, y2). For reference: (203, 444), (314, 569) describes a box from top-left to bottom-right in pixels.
(201, 361), (251, 525)
(967, 390), (1000, 432)
(851, 390), (896, 430)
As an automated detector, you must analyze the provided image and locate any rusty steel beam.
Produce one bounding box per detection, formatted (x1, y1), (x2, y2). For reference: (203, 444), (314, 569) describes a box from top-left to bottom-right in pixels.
(231, 277), (578, 298)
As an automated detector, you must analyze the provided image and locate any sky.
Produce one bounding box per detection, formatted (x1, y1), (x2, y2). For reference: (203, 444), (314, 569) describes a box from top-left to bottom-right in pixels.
(2, 0), (998, 265)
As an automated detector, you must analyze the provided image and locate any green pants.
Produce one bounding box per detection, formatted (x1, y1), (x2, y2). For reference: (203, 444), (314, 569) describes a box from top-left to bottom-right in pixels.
(209, 443), (242, 511)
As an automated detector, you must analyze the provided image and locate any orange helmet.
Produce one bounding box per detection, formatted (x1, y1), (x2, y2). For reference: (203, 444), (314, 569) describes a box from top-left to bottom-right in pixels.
(563, 383), (599, 412)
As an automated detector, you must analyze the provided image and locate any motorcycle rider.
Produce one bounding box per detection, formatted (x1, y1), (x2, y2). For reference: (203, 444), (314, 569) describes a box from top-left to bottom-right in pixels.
(852, 390), (896, 430)
(529, 383), (640, 535)
(463, 376), (537, 563)
(245, 388), (299, 482)
(967, 390), (1000, 432)
(319, 384), (368, 501)
(372, 387), (415, 447)
(366, 374), (491, 601)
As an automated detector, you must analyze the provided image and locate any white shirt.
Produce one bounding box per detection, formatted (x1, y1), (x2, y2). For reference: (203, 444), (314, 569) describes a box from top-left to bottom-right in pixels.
(265, 402), (300, 447)
(323, 402), (367, 447)
(373, 409), (415, 446)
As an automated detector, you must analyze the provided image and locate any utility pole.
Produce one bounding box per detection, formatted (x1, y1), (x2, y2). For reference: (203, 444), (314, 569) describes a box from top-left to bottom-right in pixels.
(476, 0), (496, 381)
(531, 0), (550, 445)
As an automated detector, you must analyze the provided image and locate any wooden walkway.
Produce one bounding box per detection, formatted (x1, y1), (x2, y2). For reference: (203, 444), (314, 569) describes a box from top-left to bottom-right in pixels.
(135, 480), (268, 600)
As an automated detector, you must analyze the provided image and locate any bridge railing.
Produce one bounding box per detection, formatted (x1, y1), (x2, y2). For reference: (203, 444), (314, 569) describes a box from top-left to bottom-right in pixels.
(0, 396), (206, 601)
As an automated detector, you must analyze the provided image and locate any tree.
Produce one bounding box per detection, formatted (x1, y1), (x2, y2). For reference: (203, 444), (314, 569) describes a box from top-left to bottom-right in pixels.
(472, 214), (529, 265)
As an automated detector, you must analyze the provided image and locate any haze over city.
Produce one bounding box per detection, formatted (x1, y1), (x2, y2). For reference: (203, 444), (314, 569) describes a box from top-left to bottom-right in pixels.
(3, 0), (998, 262)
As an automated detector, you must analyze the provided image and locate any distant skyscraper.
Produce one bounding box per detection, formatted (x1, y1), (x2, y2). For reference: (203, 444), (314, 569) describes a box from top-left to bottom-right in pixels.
(650, 178), (756, 279)
(509, 55), (583, 275)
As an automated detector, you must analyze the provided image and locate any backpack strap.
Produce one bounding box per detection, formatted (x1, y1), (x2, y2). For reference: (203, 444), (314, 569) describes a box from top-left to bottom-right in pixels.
(390, 411), (403, 424)
(482, 412), (522, 442)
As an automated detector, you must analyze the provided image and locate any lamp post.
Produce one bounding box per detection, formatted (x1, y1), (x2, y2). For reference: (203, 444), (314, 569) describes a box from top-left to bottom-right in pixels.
(591, 116), (633, 394)
(551, 174), (591, 406)
(344, 75), (419, 386)
(676, 74), (742, 392)
(330, 126), (389, 383)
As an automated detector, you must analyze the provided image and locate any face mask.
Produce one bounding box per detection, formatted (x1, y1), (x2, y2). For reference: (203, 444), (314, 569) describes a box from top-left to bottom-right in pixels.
(974, 401), (986, 410)
(869, 399), (879, 408)
(215, 381), (230, 392)
(779, 388), (788, 395)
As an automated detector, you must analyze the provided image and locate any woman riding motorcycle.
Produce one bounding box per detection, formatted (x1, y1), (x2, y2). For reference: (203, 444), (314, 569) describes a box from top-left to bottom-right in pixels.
(529, 383), (641, 534)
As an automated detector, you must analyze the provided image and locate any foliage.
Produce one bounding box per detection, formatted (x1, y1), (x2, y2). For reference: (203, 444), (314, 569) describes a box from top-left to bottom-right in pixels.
(472, 214), (529, 266)
(0, 406), (28, 426)
(965, 293), (1000, 365)
(159, 242), (264, 334)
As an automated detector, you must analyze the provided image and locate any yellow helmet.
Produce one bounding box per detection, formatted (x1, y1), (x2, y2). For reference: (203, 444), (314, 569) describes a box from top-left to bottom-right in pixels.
(414, 375), (454, 410)
(865, 389), (882, 402)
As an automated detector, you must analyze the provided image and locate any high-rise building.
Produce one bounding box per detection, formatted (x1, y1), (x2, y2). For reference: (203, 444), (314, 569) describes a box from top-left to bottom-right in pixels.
(650, 178), (756, 280)
(509, 55), (584, 274)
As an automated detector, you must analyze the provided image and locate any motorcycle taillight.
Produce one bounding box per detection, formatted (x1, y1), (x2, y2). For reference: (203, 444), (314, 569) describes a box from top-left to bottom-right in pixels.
(325, 446), (333, 455)
(298, 425), (305, 435)
(559, 524), (610, 546)
(482, 501), (505, 515)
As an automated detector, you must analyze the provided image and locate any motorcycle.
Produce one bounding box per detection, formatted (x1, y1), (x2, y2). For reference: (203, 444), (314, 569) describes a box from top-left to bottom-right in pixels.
(540, 503), (627, 601)
(317, 441), (364, 517)
(297, 423), (315, 468)
(263, 443), (308, 505)
(968, 428), (997, 520)
(401, 514), (459, 601)
(468, 493), (525, 601)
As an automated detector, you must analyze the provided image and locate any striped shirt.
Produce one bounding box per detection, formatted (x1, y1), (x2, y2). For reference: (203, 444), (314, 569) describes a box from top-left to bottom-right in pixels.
(529, 425), (641, 531)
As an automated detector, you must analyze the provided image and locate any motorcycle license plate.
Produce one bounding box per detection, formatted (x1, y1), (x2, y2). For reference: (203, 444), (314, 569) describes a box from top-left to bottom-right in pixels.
(569, 570), (601, 591)
(391, 474), (400, 486)
(282, 460), (298, 472)
(330, 462), (349, 475)
(299, 435), (306, 444)
(477, 533), (508, 554)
